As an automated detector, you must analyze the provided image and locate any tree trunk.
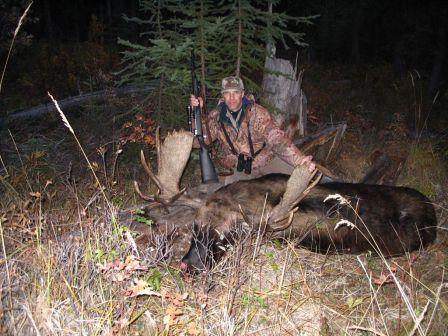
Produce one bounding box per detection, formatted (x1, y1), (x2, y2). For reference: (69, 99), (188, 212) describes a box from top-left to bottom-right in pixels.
(262, 1), (307, 137)
(262, 49), (308, 138)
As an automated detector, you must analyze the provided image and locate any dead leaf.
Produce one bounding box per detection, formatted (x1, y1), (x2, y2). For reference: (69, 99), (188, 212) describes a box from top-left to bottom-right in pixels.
(98, 255), (148, 282)
(166, 306), (183, 317)
(125, 279), (161, 298)
(346, 296), (364, 309)
(373, 274), (394, 286)
(188, 322), (201, 336)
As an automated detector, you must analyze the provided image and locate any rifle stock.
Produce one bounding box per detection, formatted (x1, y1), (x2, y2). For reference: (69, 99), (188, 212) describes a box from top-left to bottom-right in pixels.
(190, 51), (218, 184)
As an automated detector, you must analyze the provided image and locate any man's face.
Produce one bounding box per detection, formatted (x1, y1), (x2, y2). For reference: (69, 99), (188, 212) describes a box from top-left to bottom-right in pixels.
(222, 90), (244, 112)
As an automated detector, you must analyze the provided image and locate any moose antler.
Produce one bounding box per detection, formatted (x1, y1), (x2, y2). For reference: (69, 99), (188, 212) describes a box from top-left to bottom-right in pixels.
(134, 129), (194, 205)
(267, 165), (322, 230)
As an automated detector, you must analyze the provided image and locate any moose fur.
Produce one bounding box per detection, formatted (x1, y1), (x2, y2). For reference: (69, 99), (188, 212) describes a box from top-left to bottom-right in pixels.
(181, 174), (437, 273)
(130, 130), (437, 274)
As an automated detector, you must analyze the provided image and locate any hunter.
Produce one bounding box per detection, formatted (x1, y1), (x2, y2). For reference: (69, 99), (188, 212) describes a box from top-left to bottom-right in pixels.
(190, 76), (315, 184)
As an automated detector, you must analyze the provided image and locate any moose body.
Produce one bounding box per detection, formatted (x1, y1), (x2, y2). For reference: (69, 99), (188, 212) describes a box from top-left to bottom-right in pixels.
(131, 130), (437, 273)
(181, 174), (437, 272)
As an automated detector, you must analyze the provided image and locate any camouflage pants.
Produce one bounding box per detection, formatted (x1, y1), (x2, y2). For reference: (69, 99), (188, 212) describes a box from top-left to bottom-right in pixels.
(222, 156), (294, 185)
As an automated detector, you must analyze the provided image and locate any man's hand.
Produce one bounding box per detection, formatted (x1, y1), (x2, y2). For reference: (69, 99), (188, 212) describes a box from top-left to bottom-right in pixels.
(298, 155), (316, 173)
(190, 95), (204, 109)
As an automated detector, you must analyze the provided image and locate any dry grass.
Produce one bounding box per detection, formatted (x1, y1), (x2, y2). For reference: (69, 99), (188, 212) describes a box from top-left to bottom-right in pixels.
(0, 96), (447, 335)
(1, 129), (447, 335)
(0, 91), (447, 335)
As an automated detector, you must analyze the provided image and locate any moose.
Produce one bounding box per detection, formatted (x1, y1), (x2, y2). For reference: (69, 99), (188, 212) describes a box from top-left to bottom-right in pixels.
(133, 130), (437, 273)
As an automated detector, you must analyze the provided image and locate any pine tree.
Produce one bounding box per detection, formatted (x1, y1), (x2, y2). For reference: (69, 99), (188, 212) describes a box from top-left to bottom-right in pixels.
(214, 0), (314, 93)
(117, 0), (193, 125)
(117, 0), (314, 125)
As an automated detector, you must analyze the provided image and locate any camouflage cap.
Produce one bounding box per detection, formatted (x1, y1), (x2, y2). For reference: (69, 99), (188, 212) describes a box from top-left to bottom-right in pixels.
(221, 76), (244, 93)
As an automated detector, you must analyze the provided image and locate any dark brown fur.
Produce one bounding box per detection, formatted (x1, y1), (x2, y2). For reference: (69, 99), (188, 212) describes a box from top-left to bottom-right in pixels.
(181, 174), (437, 272)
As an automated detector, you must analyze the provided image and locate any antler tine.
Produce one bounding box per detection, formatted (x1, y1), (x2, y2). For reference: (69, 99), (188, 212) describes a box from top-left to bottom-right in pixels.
(134, 180), (175, 208)
(268, 172), (322, 231)
(140, 150), (163, 191)
(283, 170), (322, 214)
(167, 187), (187, 204)
(268, 166), (322, 230)
(133, 181), (157, 202)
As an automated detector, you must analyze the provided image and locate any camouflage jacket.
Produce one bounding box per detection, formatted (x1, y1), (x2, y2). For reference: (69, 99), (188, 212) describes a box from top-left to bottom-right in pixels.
(206, 96), (306, 171)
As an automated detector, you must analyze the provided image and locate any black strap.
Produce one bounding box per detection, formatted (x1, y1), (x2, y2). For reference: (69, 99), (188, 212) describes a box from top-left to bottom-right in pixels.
(220, 122), (238, 155)
(247, 120), (266, 157)
(220, 120), (265, 158)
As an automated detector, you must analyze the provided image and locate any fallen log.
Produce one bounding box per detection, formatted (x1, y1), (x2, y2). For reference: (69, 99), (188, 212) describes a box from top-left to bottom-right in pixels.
(2, 82), (158, 124)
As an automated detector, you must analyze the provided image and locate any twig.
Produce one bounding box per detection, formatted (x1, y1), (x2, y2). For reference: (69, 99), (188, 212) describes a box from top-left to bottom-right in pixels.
(348, 325), (387, 336)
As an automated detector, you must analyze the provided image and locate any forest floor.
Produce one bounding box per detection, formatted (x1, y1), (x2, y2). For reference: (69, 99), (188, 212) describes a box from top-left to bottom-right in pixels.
(1, 64), (448, 335)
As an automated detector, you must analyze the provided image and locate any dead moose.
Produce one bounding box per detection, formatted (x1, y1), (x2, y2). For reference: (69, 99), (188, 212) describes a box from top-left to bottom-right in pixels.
(132, 130), (437, 273)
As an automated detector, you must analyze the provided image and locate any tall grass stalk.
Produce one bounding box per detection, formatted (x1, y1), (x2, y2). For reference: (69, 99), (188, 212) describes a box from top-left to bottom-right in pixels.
(409, 300), (431, 336)
(48, 92), (113, 213)
(0, 2), (32, 93)
(23, 302), (42, 336)
(8, 129), (32, 192)
(409, 69), (439, 142)
(356, 255), (390, 336)
(0, 217), (17, 334)
(425, 281), (447, 334)
(328, 193), (426, 335)
(0, 153), (9, 177)
(252, 193), (268, 261)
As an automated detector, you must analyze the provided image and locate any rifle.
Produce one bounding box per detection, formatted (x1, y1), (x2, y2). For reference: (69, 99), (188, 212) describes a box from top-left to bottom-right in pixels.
(189, 51), (219, 184)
